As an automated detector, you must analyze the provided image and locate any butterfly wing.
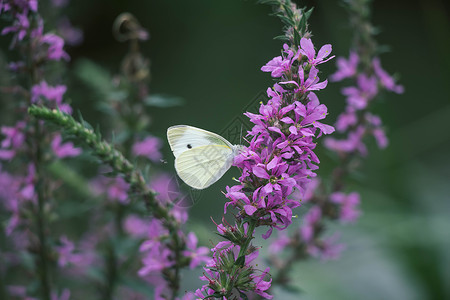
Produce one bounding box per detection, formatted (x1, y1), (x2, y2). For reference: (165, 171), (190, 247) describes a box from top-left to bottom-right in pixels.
(175, 144), (234, 189)
(167, 125), (233, 158)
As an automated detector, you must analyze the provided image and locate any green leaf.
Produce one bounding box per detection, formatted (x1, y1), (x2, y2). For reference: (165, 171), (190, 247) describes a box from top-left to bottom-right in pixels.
(304, 7), (314, 22)
(274, 35), (289, 41)
(293, 28), (301, 47)
(74, 59), (114, 100)
(143, 94), (184, 108)
(235, 255), (245, 267)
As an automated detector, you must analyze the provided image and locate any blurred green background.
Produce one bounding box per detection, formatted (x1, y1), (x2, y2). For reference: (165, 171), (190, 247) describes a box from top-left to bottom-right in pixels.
(1, 0), (450, 299)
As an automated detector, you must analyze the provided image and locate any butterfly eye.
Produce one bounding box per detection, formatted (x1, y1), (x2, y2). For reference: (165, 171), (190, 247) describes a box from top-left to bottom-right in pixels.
(187, 144), (192, 149)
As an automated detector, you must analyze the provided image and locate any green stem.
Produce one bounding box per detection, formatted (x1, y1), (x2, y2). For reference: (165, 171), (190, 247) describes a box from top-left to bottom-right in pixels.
(33, 119), (51, 300)
(238, 219), (257, 259)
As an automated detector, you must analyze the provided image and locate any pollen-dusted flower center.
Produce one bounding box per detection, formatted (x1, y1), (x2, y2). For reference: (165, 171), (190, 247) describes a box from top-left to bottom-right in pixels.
(269, 176), (278, 184)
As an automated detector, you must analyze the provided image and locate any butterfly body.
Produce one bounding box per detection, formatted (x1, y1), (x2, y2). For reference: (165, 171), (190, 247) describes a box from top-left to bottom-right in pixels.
(167, 125), (242, 190)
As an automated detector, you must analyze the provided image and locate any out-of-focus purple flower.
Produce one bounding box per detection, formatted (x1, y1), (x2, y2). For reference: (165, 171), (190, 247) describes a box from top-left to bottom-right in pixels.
(90, 175), (130, 204)
(0, 121), (26, 160)
(139, 219), (168, 253)
(138, 246), (174, 276)
(268, 231), (290, 254)
(324, 125), (367, 156)
(31, 81), (67, 104)
(341, 74), (378, 110)
(330, 51), (359, 81)
(330, 192), (360, 223)
(56, 236), (89, 267)
(51, 134), (81, 158)
(51, 289), (71, 300)
(335, 107), (357, 132)
(1, 12), (29, 41)
(308, 233), (345, 260)
(124, 214), (149, 238)
(40, 33), (70, 61)
(300, 206), (321, 242)
(31, 81), (72, 113)
(132, 136), (162, 162)
(182, 232), (210, 269)
(372, 57), (404, 94)
(57, 17), (83, 46)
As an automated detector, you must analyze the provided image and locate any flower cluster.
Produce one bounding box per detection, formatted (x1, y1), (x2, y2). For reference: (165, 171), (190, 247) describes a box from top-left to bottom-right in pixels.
(196, 37), (335, 299)
(231, 38), (334, 235)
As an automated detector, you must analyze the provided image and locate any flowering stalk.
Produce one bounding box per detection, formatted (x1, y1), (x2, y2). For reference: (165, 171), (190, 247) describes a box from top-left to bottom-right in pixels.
(195, 1), (335, 299)
(265, 0), (404, 290)
(28, 106), (205, 300)
(0, 1), (79, 299)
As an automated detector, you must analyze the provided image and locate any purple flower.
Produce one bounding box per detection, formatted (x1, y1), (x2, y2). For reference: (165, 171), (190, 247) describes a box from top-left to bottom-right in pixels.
(308, 233), (345, 260)
(138, 246), (174, 276)
(330, 51), (359, 81)
(300, 206), (321, 242)
(330, 192), (361, 223)
(182, 232), (210, 269)
(31, 81), (72, 113)
(252, 268), (273, 299)
(55, 236), (94, 268)
(124, 214), (149, 238)
(268, 231), (291, 254)
(1, 12), (29, 41)
(0, 121), (26, 160)
(281, 66), (328, 93)
(132, 136), (162, 162)
(341, 74), (378, 110)
(56, 17), (83, 46)
(372, 57), (404, 94)
(261, 44), (298, 78)
(335, 107), (357, 133)
(90, 175), (130, 204)
(40, 33), (70, 61)
(299, 37), (334, 66)
(51, 134), (81, 158)
(324, 125), (367, 155)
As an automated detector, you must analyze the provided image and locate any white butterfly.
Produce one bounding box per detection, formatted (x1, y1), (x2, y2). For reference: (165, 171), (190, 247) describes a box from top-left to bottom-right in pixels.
(167, 125), (243, 190)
